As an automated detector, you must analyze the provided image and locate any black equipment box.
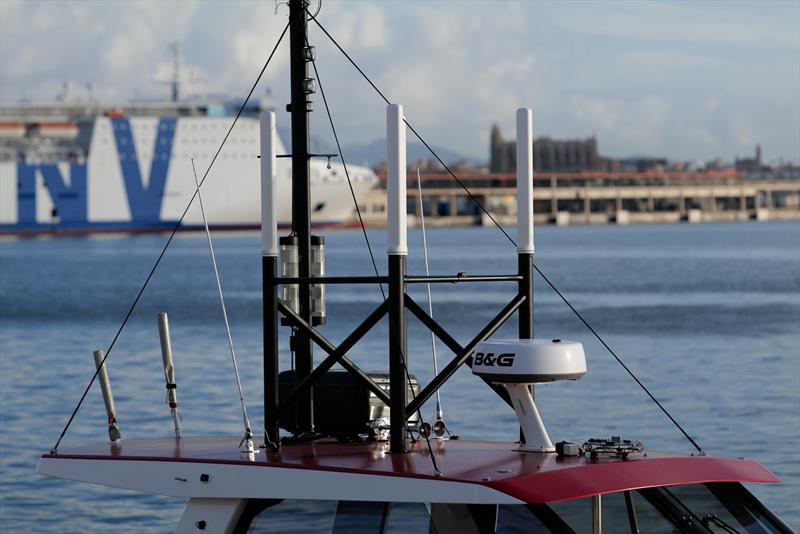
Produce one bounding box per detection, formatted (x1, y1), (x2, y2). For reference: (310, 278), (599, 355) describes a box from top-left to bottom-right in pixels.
(278, 370), (419, 437)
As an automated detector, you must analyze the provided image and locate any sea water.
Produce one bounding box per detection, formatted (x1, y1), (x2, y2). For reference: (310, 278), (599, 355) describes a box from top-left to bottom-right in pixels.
(1, 221), (798, 532)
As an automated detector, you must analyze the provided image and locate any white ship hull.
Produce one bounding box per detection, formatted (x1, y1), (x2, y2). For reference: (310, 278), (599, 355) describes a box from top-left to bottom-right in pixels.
(0, 116), (377, 233)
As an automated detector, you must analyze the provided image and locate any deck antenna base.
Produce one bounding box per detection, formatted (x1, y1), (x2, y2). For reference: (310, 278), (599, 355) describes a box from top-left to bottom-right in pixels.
(240, 436), (256, 461)
(93, 350), (122, 447)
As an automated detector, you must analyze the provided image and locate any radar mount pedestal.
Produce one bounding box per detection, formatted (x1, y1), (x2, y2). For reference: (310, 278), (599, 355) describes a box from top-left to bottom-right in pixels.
(473, 339), (587, 453)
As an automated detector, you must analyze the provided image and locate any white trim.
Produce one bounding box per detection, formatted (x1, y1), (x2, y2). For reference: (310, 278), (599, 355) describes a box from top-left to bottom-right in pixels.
(36, 457), (523, 504)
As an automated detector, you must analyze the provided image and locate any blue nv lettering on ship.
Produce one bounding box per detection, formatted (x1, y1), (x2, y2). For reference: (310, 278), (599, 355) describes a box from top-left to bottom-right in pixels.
(0, 100), (377, 235)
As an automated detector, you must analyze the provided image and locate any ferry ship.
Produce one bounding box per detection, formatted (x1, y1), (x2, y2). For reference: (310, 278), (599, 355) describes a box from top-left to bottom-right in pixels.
(0, 97), (377, 235)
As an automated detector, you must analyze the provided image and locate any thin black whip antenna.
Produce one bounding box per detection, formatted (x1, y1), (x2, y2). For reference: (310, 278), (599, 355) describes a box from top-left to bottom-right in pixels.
(307, 33), (442, 475)
(308, 14), (704, 455)
(49, 23), (289, 454)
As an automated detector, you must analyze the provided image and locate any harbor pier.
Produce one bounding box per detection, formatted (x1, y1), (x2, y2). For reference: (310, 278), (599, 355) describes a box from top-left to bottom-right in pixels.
(356, 170), (800, 227)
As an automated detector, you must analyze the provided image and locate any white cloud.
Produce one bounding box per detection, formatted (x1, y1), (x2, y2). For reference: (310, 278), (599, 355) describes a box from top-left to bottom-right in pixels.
(546, 0), (799, 50)
(1, 0), (798, 162)
(568, 95), (671, 155)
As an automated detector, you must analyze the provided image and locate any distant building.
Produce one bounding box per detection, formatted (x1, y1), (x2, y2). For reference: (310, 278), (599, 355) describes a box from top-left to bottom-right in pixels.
(617, 157), (668, 173)
(490, 124), (600, 173)
(735, 145), (763, 173)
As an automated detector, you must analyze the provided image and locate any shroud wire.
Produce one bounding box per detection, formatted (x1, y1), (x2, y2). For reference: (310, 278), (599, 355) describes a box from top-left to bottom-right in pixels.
(416, 168), (443, 423)
(191, 160), (253, 445)
(308, 10), (704, 455)
(49, 23), (288, 454)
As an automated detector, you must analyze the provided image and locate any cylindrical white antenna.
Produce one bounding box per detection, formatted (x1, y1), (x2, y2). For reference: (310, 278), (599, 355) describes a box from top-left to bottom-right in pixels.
(260, 111), (278, 257)
(93, 350), (121, 446)
(516, 108), (534, 253)
(387, 104), (407, 255)
(157, 312), (181, 439)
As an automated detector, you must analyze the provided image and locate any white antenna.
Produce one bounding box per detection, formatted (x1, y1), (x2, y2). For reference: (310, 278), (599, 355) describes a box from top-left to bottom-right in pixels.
(416, 168), (447, 437)
(190, 159), (254, 454)
(387, 104), (407, 256)
(157, 312), (182, 439)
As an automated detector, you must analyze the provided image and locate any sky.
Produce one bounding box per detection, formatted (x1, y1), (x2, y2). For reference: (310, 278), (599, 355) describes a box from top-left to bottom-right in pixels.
(1, 0), (798, 164)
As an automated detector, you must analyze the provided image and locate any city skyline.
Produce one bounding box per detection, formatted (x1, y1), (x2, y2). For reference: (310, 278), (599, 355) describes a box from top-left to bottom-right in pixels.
(1, 0), (798, 164)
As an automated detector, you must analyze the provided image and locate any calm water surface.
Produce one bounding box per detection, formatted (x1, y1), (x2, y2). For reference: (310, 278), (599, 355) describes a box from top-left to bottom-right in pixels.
(1, 221), (799, 532)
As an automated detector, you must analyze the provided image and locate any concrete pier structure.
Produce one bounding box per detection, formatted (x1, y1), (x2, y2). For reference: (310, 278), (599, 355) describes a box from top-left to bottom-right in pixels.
(356, 170), (800, 227)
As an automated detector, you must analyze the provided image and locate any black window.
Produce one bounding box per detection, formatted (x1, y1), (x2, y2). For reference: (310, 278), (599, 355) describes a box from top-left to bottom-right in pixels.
(234, 482), (790, 533)
(644, 483), (793, 533)
(243, 500), (337, 533)
(236, 500), (435, 534)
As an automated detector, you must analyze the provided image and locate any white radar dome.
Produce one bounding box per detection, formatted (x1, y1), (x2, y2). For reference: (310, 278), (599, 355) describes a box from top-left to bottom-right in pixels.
(472, 338), (586, 384)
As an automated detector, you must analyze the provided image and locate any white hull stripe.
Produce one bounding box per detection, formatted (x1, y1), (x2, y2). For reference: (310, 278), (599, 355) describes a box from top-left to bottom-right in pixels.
(36, 457), (523, 504)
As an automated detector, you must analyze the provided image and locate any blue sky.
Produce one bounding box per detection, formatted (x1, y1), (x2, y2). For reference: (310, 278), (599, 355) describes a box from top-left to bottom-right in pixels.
(1, 0), (798, 163)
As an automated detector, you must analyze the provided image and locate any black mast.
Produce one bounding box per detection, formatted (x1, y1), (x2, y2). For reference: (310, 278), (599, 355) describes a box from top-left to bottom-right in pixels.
(288, 0), (314, 433)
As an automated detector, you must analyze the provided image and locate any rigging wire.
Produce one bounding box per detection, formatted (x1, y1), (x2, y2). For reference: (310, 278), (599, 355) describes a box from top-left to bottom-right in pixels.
(191, 159), (253, 447)
(309, 12), (512, 244)
(305, 49), (383, 295)
(308, 12), (704, 455)
(306, 37), (442, 476)
(416, 168), (444, 423)
(49, 23), (290, 454)
(309, 0), (322, 18)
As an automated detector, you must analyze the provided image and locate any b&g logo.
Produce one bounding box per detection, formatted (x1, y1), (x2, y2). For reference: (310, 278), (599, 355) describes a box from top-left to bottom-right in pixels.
(474, 352), (515, 367)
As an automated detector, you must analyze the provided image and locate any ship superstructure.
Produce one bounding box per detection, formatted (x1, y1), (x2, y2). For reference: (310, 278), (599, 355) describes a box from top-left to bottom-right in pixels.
(0, 99), (377, 234)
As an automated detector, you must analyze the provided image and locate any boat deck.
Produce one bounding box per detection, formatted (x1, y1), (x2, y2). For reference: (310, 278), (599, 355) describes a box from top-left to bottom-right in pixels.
(38, 437), (778, 504)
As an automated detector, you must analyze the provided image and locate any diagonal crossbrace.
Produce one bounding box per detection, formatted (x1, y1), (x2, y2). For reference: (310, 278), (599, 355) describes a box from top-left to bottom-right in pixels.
(405, 296), (464, 355)
(405, 295), (525, 415)
(276, 300), (390, 416)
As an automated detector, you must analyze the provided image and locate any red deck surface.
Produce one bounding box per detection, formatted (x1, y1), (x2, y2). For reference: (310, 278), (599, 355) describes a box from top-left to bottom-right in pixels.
(43, 437), (779, 503)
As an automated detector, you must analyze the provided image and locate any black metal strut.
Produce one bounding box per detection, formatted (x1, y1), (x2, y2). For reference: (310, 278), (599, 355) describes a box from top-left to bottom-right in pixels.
(288, 0), (315, 433)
